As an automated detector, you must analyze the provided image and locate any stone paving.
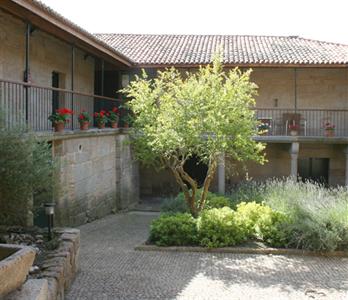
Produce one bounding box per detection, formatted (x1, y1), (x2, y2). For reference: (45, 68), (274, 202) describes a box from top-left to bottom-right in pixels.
(66, 212), (348, 300)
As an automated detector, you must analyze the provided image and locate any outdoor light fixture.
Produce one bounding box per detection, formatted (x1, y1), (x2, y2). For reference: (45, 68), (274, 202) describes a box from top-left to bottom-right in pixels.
(44, 203), (55, 241)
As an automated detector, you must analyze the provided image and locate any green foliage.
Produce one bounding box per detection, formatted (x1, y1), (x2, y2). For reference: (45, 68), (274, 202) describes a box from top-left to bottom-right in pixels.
(197, 207), (246, 248)
(229, 179), (348, 251)
(205, 195), (231, 209)
(161, 189), (231, 213)
(0, 120), (58, 226)
(234, 202), (288, 247)
(161, 196), (189, 213)
(149, 213), (198, 246)
(122, 55), (265, 215)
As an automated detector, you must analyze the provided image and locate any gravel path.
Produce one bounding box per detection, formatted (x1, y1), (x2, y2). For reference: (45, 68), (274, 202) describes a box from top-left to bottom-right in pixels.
(66, 212), (348, 300)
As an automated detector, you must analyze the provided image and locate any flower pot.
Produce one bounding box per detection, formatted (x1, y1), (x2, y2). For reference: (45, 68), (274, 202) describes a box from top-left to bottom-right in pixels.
(97, 123), (105, 129)
(110, 121), (118, 128)
(80, 122), (89, 130)
(325, 129), (335, 137)
(53, 122), (65, 133)
(290, 130), (298, 136)
(123, 123), (129, 128)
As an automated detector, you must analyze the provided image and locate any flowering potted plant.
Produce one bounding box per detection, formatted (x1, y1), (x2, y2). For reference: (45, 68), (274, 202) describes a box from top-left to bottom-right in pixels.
(257, 122), (271, 136)
(48, 108), (73, 132)
(78, 110), (91, 130)
(107, 107), (119, 128)
(288, 123), (300, 136)
(94, 110), (108, 129)
(324, 122), (335, 137)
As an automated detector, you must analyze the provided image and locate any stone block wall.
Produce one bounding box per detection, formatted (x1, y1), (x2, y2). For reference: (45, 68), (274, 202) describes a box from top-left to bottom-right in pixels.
(51, 130), (139, 226)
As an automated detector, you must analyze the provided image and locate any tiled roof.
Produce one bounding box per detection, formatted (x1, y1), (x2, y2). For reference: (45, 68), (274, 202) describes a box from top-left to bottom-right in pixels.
(94, 34), (348, 66)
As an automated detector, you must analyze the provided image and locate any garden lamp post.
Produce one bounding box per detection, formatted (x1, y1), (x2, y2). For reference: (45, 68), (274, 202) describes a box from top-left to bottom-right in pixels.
(44, 203), (55, 240)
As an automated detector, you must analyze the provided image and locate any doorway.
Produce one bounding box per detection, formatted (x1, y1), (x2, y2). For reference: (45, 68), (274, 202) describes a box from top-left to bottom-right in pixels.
(298, 158), (329, 185)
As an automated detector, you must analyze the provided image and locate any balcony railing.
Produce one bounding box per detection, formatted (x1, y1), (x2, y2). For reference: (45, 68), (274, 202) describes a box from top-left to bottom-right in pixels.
(0, 78), (122, 131)
(1, 79), (348, 137)
(255, 108), (348, 137)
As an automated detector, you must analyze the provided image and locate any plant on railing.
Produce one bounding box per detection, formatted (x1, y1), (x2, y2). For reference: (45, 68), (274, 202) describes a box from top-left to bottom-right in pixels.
(324, 122), (335, 137)
(106, 107), (119, 128)
(94, 110), (108, 129)
(257, 123), (271, 135)
(288, 123), (300, 136)
(78, 110), (91, 130)
(48, 108), (73, 132)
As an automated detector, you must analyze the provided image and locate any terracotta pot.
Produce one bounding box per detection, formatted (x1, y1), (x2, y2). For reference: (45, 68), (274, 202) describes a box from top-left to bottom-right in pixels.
(123, 123), (129, 128)
(110, 121), (118, 128)
(290, 130), (298, 136)
(80, 122), (89, 130)
(97, 122), (105, 129)
(325, 129), (335, 137)
(53, 122), (65, 132)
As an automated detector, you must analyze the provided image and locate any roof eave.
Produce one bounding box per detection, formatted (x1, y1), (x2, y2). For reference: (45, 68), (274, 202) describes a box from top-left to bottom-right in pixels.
(2, 0), (133, 67)
(132, 62), (348, 69)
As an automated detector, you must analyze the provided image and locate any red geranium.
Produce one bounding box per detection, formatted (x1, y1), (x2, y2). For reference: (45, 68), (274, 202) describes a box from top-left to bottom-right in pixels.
(94, 110), (108, 124)
(48, 107), (73, 124)
(107, 107), (119, 123)
(78, 110), (91, 123)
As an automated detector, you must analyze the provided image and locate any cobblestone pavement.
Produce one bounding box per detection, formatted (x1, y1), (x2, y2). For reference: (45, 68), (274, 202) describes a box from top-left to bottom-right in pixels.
(66, 212), (348, 300)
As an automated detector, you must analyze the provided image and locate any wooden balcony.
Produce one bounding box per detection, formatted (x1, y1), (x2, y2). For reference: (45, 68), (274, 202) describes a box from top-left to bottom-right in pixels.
(255, 108), (348, 138)
(0, 78), (123, 131)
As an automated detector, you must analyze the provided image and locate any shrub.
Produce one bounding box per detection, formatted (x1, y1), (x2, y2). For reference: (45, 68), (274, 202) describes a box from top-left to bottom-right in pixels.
(197, 207), (247, 248)
(161, 189), (231, 213)
(205, 195), (231, 209)
(0, 118), (57, 226)
(229, 179), (348, 251)
(149, 213), (198, 246)
(160, 196), (189, 213)
(234, 201), (288, 247)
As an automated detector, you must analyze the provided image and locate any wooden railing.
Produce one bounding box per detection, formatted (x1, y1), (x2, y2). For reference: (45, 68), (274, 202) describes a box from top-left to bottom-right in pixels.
(255, 108), (348, 137)
(0, 78), (123, 131)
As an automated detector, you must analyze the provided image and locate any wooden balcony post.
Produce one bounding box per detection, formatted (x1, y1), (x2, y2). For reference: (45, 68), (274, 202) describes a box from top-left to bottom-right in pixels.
(344, 146), (348, 186)
(289, 142), (299, 178)
(217, 152), (225, 194)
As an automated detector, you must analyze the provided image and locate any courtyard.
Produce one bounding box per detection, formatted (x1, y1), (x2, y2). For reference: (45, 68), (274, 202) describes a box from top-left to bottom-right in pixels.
(66, 212), (348, 300)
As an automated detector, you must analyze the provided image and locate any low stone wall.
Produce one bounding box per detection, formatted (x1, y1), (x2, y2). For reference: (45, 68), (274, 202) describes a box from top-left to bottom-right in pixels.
(5, 228), (80, 300)
(45, 129), (139, 226)
(41, 229), (80, 300)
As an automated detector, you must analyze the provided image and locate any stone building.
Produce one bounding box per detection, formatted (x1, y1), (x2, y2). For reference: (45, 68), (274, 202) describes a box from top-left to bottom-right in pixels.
(1, 0), (348, 225)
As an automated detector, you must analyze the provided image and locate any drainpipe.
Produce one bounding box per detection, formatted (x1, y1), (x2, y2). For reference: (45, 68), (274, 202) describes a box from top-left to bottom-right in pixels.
(24, 23), (31, 124)
(71, 45), (75, 129)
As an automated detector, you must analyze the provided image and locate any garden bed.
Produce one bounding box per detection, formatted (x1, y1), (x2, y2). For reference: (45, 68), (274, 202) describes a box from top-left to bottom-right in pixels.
(147, 180), (348, 254)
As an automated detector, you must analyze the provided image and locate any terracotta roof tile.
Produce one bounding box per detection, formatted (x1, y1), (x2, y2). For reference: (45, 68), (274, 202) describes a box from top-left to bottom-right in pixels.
(94, 34), (348, 66)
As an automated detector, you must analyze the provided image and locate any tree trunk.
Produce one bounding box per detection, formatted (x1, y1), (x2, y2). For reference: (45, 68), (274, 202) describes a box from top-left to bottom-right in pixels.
(198, 158), (218, 212)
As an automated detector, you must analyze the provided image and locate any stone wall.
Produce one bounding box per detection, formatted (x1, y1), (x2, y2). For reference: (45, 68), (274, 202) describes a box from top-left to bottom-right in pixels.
(51, 130), (139, 226)
(0, 9), (95, 90)
(250, 67), (348, 109)
(226, 142), (346, 187)
(0, 9), (95, 130)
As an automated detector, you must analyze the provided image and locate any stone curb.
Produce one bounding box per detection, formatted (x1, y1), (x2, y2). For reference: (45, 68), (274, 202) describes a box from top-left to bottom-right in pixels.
(39, 228), (80, 300)
(135, 244), (348, 258)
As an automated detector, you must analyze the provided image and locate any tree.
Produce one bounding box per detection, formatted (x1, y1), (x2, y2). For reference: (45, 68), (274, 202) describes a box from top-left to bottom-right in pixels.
(122, 56), (265, 217)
